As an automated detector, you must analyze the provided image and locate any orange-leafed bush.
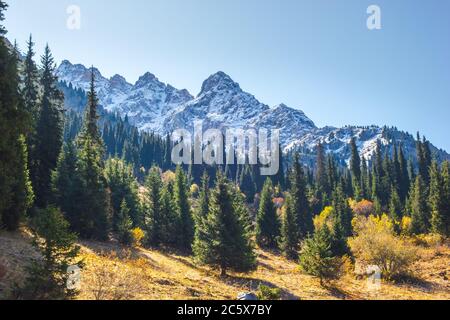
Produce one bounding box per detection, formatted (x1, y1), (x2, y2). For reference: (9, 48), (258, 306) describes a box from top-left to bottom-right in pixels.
(273, 197), (285, 209)
(350, 199), (375, 217)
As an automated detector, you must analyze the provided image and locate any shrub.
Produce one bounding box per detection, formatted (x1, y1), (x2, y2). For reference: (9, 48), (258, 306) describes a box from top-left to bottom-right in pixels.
(313, 206), (334, 231)
(256, 285), (281, 300)
(400, 216), (413, 236)
(131, 228), (145, 247)
(348, 214), (418, 280)
(350, 199), (375, 217)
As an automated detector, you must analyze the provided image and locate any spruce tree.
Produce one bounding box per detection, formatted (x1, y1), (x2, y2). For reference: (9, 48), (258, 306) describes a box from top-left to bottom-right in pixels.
(279, 195), (299, 259)
(429, 161), (446, 236)
(104, 158), (141, 228)
(239, 164), (256, 203)
(0, 4), (33, 230)
(350, 138), (362, 200)
(316, 143), (330, 201)
(290, 153), (312, 238)
(397, 145), (410, 202)
(193, 172), (210, 249)
(410, 175), (429, 235)
(21, 35), (40, 197)
(145, 166), (163, 245)
(52, 142), (80, 227)
(193, 173), (256, 276)
(174, 166), (194, 251)
(34, 45), (64, 208)
(440, 161), (450, 236)
(389, 186), (402, 233)
(331, 183), (352, 255)
(20, 206), (82, 300)
(117, 199), (133, 245)
(256, 178), (280, 248)
(159, 183), (178, 246)
(299, 225), (337, 285)
(75, 68), (110, 239)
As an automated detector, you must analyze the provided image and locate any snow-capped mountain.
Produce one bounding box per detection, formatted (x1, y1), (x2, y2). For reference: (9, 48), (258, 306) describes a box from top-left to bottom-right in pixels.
(56, 60), (193, 132)
(55, 60), (450, 164)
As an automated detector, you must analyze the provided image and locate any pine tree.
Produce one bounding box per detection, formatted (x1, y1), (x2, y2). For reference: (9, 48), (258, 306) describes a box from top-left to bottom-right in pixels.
(145, 166), (163, 245)
(389, 186), (402, 233)
(34, 44), (64, 208)
(174, 166), (194, 251)
(52, 142), (81, 230)
(19, 206), (82, 300)
(316, 143), (330, 202)
(331, 183), (352, 255)
(440, 161), (450, 236)
(117, 199), (133, 245)
(290, 153), (312, 239)
(74, 68), (110, 239)
(239, 164), (256, 203)
(256, 178), (280, 248)
(279, 195), (299, 259)
(350, 138), (362, 200)
(3, 135), (34, 230)
(299, 225), (337, 285)
(397, 145), (410, 202)
(21, 35), (40, 199)
(429, 161), (446, 236)
(0, 4), (33, 230)
(193, 173), (256, 276)
(193, 172), (210, 249)
(159, 183), (178, 246)
(104, 158), (141, 229)
(410, 175), (429, 235)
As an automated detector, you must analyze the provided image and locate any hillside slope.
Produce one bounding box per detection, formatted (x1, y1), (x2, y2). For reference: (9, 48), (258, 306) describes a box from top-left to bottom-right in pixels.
(1, 230), (449, 300)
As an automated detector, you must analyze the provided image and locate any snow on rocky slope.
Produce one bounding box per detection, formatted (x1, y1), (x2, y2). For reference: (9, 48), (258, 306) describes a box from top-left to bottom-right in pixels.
(56, 61), (449, 163)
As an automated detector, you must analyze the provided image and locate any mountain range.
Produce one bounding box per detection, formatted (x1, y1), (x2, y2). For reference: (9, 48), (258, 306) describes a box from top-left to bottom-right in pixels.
(55, 60), (449, 165)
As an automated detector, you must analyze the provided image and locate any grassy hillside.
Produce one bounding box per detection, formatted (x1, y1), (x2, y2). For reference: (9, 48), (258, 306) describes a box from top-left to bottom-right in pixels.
(1, 229), (449, 300)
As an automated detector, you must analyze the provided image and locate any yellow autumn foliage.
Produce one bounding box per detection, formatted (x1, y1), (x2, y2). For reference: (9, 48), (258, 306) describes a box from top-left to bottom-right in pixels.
(313, 206), (334, 231)
(349, 214), (418, 280)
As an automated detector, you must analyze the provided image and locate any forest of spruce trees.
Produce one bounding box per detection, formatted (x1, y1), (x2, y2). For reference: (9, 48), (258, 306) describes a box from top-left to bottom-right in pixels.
(0, 0), (449, 299)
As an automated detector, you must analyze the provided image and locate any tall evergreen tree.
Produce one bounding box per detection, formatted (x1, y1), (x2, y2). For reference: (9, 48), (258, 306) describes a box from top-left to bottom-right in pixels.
(145, 166), (163, 245)
(279, 195), (299, 260)
(429, 161), (446, 236)
(389, 186), (403, 233)
(331, 183), (352, 255)
(51, 142), (81, 228)
(256, 178), (280, 248)
(440, 161), (450, 236)
(290, 154), (312, 238)
(74, 68), (110, 239)
(410, 175), (429, 235)
(174, 166), (194, 251)
(104, 158), (141, 229)
(397, 145), (410, 202)
(349, 138), (362, 200)
(21, 35), (40, 200)
(159, 183), (178, 246)
(34, 45), (64, 208)
(193, 173), (256, 276)
(316, 143), (330, 201)
(0, 4), (33, 230)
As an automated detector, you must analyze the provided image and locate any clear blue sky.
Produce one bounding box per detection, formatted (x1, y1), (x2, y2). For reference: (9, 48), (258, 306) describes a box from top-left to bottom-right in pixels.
(4, 0), (450, 152)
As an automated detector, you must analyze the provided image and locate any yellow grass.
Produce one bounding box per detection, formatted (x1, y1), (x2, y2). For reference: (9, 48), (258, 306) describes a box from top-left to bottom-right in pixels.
(1, 229), (449, 300)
